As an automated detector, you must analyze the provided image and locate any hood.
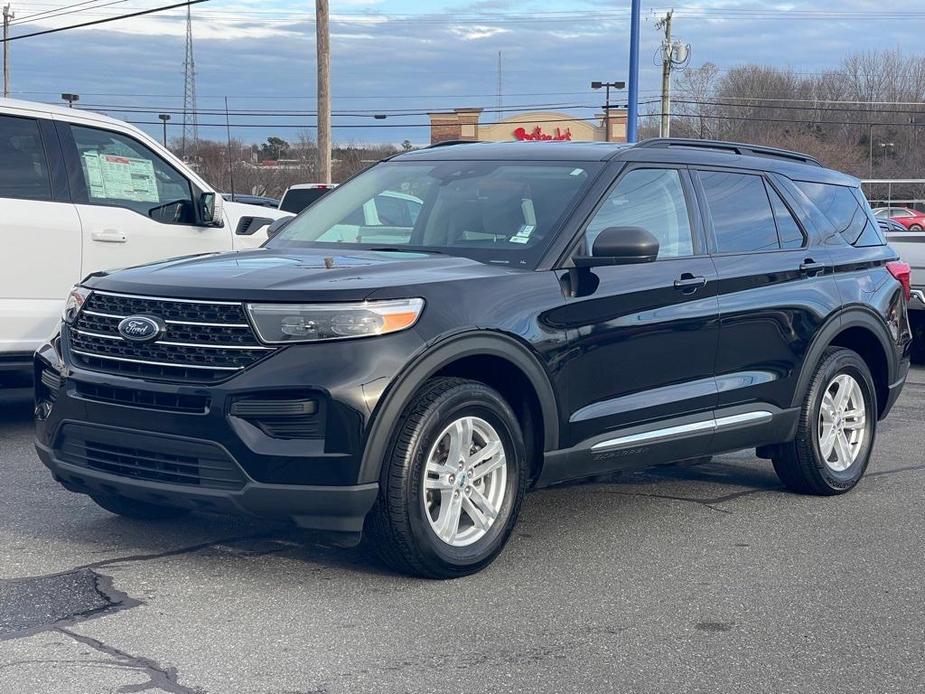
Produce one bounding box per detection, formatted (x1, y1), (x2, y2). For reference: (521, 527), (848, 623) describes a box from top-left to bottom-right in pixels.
(222, 199), (289, 222)
(83, 248), (523, 302)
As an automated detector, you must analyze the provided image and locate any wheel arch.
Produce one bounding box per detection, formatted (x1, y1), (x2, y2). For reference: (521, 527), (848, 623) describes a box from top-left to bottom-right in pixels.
(792, 308), (895, 418)
(358, 331), (560, 484)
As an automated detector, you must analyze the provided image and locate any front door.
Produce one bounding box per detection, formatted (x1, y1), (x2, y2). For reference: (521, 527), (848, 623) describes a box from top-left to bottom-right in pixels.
(60, 122), (232, 275)
(552, 165), (720, 477)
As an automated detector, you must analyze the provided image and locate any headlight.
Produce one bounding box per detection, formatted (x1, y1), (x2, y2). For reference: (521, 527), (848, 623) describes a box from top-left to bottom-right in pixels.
(246, 298), (424, 344)
(62, 286), (91, 325)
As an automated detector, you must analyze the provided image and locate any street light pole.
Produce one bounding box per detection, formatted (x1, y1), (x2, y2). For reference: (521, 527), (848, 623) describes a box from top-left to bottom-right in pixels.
(158, 113), (171, 147)
(591, 81), (625, 142)
(626, 0), (642, 143)
(61, 93), (79, 108)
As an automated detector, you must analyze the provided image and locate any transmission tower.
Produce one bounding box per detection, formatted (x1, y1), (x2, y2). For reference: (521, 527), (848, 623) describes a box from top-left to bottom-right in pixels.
(181, 2), (198, 157)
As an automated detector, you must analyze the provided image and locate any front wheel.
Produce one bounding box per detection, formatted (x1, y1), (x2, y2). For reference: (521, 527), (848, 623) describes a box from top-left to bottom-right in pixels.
(366, 377), (527, 578)
(910, 224), (923, 231)
(772, 347), (876, 495)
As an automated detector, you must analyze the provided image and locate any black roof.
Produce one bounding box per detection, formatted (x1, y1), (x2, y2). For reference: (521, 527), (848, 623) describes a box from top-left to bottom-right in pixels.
(389, 138), (858, 185)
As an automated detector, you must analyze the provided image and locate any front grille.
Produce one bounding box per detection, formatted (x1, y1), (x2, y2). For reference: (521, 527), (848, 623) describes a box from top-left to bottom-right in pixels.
(74, 381), (210, 414)
(57, 425), (246, 490)
(67, 291), (274, 383)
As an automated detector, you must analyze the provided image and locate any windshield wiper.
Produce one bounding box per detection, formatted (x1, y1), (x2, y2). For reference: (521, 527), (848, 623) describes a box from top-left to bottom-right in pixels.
(367, 247), (446, 255)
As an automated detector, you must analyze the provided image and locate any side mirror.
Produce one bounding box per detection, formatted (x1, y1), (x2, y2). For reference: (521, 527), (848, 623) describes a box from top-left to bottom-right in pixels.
(574, 226), (659, 267)
(200, 192), (225, 227)
(266, 216), (294, 239)
(235, 216), (275, 236)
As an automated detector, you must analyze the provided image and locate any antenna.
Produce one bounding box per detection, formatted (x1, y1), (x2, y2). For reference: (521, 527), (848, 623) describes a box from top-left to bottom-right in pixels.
(181, 2), (198, 158)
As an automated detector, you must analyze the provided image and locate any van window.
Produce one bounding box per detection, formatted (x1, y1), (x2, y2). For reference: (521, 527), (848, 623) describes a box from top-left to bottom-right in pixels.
(699, 171), (779, 253)
(70, 125), (195, 224)
(0, 115), (51, 201)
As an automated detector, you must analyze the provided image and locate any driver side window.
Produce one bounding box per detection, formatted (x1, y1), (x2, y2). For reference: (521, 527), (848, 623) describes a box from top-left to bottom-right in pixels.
(584, 168), (694, 258)
(69, 125), (195, 225)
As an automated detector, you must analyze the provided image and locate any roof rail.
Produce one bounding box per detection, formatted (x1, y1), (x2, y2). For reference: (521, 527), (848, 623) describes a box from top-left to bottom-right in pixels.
(635, 138), (823, 167)
(425, 139), (482, 149)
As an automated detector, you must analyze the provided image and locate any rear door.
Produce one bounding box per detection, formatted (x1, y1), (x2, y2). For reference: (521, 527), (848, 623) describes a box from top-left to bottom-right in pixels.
(695, 167), (839, 419)
(59, 122), (232, 274)
(0, 113), (82, 355)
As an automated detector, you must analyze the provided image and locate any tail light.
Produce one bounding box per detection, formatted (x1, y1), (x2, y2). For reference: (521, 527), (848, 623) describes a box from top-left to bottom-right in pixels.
(886, 261), (911, 300)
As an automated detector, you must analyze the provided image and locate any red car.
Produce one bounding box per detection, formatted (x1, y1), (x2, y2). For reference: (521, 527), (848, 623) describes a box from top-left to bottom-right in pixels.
(874, 207), (925, 231)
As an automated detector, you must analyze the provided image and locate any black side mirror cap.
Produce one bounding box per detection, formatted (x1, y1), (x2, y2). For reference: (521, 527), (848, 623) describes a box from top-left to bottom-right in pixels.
(573, 226), (659, 267)
(235, 216), (275, 236)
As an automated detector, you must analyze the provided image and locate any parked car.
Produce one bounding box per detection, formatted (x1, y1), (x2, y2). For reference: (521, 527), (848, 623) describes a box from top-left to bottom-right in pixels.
(873, 206), (925, 230)
(877, 217), (908, 235)
(222, 193), (280, 208)
(35, 138), (911, 578)
(0, 98), (289, 378)
(278, 183), (337, 214)
(882, 229), (925, 359)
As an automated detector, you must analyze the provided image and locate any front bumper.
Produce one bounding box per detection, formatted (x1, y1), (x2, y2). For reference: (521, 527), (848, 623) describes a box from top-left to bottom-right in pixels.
(32, 328), (422, 532)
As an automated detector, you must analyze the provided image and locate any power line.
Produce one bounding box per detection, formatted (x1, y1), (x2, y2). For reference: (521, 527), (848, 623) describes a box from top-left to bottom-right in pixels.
(1, 0), (209, 42)
(12, 0), (130, 25)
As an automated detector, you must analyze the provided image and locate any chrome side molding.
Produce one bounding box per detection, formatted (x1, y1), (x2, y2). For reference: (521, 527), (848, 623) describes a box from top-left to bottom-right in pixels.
(591, 410), (773, 453)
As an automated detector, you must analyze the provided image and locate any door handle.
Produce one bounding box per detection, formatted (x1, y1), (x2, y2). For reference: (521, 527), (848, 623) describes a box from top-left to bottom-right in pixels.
(674, 274), (708, 292)
(90, 230), (127, 243)
(799, 259), (825, 276)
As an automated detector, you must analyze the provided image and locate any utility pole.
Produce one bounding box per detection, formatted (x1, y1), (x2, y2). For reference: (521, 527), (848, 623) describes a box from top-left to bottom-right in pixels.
(158, 113), (171, 147)
(316, 0), (331, 184)
(496, 51), (503, 121)
(2, 4), (13, 98)
(656, 10), (673, 138)
(181, 2), (198, 159)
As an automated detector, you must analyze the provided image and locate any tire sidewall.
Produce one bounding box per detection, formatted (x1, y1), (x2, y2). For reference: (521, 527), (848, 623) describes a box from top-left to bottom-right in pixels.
(401, 386), (526, 574)
(807, 352), (877, 490)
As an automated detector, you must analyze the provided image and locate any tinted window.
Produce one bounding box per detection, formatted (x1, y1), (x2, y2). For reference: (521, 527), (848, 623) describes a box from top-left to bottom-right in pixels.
(0, 115), (51, 201)
(794, 181), (866, 244)
(70, 125), (194, 224)
(585, 168), (694, 258)
(767, 185), (804, 249)
(280, 187), (330, 214)
(700, 171), (779, 253)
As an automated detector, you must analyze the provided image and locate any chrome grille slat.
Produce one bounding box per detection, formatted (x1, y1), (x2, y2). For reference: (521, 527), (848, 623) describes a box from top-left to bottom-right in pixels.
(68, 292), (273, 382)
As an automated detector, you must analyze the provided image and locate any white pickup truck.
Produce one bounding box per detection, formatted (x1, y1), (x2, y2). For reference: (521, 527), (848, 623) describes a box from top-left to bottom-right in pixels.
(885, 228), (925, 360)
(0, 98), (290, 380)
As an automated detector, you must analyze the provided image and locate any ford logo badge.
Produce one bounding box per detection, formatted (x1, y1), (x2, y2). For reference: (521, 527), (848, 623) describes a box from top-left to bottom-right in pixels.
(117, 316), (164, 343)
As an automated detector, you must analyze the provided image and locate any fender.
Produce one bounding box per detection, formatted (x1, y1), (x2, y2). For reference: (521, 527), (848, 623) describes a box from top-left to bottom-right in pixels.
(357, 330), (560, 484)
(790, 305), (897, 411)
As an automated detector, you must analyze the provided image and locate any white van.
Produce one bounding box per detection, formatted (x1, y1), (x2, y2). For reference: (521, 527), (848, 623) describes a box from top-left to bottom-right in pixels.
(0, 98), (289, 377)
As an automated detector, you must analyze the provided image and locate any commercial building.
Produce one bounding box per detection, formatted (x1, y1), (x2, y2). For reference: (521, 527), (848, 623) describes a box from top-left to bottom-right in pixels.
(427, 108), (628, 145)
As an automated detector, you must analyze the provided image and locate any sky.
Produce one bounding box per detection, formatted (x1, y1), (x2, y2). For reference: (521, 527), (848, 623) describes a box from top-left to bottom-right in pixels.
(3, 0), (922, 145)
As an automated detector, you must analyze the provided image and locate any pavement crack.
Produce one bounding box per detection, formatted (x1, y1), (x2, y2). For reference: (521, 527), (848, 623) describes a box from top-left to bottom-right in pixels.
(590, 489), (734, 514)
(56, 626), (205, 694)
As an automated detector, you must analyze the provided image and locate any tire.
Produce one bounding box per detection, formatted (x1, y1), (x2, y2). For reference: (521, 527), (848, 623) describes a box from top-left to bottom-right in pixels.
(90, 492), (190, 520)
(910, 224), (923, 231)
(772, 347), (877, 495)
(365, 377), (527, 579)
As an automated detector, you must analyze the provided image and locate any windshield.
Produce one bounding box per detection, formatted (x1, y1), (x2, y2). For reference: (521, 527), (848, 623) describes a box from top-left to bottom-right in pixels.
(267, 160), (602, 268)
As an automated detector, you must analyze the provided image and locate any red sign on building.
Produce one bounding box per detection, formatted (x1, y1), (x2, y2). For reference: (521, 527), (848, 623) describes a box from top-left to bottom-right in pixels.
(512, 126), (572, 141)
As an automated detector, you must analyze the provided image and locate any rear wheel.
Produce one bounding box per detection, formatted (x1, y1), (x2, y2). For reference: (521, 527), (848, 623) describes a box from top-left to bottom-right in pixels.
(366, 377), (527, 579)
(772, 347), (876, 495)
(910, 224), (923, 231)
(90, 492), (190, 520)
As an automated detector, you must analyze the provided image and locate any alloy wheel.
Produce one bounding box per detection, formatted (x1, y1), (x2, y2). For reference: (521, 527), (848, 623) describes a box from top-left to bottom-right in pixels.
(818, 373), (867, 472)
(422, 416), (508, 547)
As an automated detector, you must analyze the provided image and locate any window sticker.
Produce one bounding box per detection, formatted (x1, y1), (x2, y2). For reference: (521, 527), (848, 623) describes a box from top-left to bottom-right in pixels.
(510, 224), (535, 244)
(82, 151), (159, 203)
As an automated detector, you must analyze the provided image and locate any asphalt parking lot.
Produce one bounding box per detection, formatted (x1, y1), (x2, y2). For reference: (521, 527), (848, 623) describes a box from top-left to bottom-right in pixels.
(1, 370), (923, 694)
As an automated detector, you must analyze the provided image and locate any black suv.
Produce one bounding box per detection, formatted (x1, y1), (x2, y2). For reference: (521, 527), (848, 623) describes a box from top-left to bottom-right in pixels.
(35, 139), (912, 578)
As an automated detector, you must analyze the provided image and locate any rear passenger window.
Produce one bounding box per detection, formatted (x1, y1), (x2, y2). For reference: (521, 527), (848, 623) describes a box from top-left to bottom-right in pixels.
(766, 185), (805, 248)
(0, 115), (51, 201)
(699, 171), (779, 253)
(794, 181), (867, 245)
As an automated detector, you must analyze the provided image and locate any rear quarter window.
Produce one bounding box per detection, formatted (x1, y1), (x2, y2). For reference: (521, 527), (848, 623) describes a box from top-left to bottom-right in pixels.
(793, 180), (884, 247)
